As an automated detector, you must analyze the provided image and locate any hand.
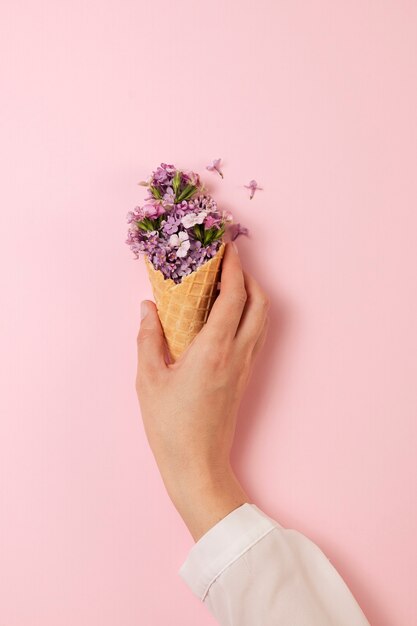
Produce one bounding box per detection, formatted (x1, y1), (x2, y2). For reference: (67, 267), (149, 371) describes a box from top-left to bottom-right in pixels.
(136, 242), (269, 541)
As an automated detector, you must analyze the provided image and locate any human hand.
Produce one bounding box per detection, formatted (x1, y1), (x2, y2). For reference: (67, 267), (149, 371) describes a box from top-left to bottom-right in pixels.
(136, 242), (269, 540)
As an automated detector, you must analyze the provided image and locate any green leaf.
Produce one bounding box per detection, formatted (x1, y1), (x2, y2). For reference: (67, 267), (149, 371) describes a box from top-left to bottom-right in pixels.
(150, 186), (162, 199)
(193, 223), (204, 242)
(137, 216), (163, 232)
(192, 223), (226, 246)
(212, 225), (225, 241)
(177, 184), (197, 203)
(172, 170), (181, 195)
(137, 218), (153, 231)
(203, 228), (212, 245)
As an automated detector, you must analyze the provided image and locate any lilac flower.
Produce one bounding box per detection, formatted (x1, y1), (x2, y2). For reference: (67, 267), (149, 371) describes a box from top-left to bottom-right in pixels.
(162, 163), (176, 175)
(204, 214), (222, 229)
(193, 194), (218, 212)
(175, 200), (191, 217)
(186, 171), (201, 187)
(244, 179), (262, 199)
(181, 211), (207, 228)
(169, 231), (191, 258)
(126, 164), (248, 284)
(126, 206), (144, 223)
(222, 210), (233, 223)
(143, 203), (166, 218)
(162, 186), (175, 206)
(153, 164), (175, 184)
(206, 158), (224, 178)
(162, 215), (180, 235)
(152, 246), (167, 266)
(144, 163), (202, 204)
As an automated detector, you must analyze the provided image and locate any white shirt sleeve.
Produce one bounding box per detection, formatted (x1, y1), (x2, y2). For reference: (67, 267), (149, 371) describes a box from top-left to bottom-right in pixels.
(179, 503), (370, 626)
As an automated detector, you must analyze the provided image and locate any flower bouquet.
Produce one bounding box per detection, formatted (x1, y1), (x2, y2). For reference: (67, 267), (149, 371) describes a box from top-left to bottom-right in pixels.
(126, 163), (245, 361)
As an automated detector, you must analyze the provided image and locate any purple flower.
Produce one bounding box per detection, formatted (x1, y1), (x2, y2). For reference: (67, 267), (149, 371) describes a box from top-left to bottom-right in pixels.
(206, 158), (224, 178)
(186, 171), (200, 187)
(161, 163), (176, 174)
(126, 206), (144, 223)
(153, 163), (175, 184)
(175, 200), (190, 216)
(162, 215), (180, 235)
(126, 164), (243, 283)
(204, 214), (222, 229)
(244, 179), (262, 199)
(143, 203), (166, 218)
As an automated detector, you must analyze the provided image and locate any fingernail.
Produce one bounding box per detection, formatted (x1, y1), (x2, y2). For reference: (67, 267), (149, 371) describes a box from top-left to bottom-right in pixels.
(140, 301), (149, 320)
(232, 242), (239, 254)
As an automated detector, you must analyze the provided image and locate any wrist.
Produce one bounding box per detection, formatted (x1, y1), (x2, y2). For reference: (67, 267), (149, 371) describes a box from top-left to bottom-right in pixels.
(160, 462), (248, 541)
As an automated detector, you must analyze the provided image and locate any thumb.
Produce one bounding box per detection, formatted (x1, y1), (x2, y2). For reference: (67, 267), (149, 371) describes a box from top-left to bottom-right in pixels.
(137, 300), (167, 371)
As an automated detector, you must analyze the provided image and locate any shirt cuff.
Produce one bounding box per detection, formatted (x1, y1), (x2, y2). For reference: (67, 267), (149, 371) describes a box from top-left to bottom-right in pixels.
(179, 503), (279, 600)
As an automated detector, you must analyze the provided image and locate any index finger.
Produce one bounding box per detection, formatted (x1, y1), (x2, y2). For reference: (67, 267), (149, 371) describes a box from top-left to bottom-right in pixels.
(204, 242), (247, 340)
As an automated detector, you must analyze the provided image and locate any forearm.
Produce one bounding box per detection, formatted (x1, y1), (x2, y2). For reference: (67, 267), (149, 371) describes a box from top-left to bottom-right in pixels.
(158, 461), (248, 541)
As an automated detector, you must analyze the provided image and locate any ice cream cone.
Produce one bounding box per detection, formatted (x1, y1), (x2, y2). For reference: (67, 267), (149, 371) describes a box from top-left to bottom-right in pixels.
(145, 243), (225, 361)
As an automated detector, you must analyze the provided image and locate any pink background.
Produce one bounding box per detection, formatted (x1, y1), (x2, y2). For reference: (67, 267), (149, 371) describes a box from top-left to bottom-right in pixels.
(1, 1), (416, 625)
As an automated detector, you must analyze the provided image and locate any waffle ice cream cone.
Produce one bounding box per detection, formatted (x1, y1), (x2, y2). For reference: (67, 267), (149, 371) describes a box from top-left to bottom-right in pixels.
(145, 243), (225, 361)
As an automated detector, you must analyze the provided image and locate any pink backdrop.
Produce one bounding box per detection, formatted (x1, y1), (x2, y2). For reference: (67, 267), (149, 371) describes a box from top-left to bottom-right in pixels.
(1, 1), (416, 625)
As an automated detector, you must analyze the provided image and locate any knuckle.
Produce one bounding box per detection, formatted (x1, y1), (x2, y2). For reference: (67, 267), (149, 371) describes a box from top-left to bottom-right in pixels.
(259, 292), (270, 311)
(200, 337), (230, 370)
(241, 352), (253, 374)
(251, 286), (269, 312)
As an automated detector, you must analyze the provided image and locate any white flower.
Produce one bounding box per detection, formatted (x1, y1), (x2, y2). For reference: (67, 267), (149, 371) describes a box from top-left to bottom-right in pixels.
(169, 231), (190, 258)
(181, 210), (207, 229)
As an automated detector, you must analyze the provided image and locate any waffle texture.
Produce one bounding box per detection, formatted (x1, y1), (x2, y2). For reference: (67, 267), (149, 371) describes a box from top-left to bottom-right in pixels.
(145, 243), (225, 361)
